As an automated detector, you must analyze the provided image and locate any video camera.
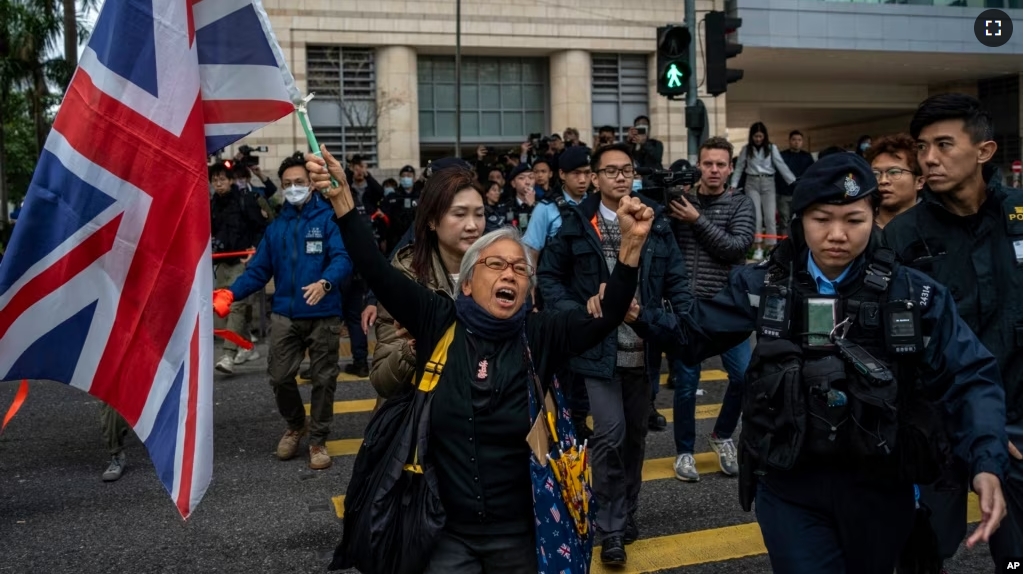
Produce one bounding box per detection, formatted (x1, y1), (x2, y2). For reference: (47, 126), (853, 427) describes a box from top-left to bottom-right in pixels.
(636, 165), (702, 206)
(528, 133), (553, 154)
(237, 145), (269, 167)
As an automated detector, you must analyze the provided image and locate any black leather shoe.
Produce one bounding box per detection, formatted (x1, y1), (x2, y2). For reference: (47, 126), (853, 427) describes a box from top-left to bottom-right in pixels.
(345, 362), (369, 378)
(648, 402), (667, 431)
(600, 536), (627, 565)
(624, 515), (638, 545)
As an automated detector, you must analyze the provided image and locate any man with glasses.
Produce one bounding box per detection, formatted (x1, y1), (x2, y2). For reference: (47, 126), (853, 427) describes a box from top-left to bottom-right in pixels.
(863, 134), (924, 229)
(537, 142), (694, 565)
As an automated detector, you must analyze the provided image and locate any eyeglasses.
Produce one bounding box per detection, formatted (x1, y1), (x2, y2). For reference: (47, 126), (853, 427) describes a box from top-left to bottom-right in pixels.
(476, 256), (535, 277)
(598, 166), (635, 179)
(872, 168), (914, 181)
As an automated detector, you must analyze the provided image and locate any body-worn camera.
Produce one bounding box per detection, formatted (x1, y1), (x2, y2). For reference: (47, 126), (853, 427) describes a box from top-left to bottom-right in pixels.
(883, 299), (924, 354)
(757, 285), (791, 339)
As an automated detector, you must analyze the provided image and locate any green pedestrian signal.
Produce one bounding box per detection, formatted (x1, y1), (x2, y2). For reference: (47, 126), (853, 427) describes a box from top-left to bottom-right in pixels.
(656, 25), (691, 98)
(666, 63), (684, 88)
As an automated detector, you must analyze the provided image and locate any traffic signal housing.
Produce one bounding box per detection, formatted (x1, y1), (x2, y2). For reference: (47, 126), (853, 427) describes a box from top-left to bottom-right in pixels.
(656, 25), (692, 98)
(704, 11), (743, 97)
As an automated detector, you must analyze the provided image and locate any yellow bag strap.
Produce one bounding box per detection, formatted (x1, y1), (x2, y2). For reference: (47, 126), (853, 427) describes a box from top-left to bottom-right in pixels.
(404, 323), (456, 474)
(416, 323), (456, 392)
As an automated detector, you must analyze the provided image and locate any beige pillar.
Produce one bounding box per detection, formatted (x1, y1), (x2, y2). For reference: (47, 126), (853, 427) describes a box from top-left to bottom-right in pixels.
(376, 45), (420, 172)
(550, 50), (592, 139)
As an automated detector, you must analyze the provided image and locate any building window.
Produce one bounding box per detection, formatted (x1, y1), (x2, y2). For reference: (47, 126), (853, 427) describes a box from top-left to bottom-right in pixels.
(591, 54), (649, 140)
(417, 56), (548, 144)
(978, 75), (1021, 169)
(305, 46), (378, 167)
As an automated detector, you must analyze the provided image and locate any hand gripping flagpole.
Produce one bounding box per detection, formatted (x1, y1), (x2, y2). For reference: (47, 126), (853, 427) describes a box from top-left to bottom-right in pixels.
(295, 93), (339, 190)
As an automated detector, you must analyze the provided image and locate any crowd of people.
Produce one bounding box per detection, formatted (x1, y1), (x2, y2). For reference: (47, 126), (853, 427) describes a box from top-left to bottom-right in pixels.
(84, 91), (1021, 574)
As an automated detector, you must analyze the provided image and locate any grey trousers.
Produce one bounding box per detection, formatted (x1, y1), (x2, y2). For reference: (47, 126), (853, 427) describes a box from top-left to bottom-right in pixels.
(585, 367), (649, 537)
(745, 174), (778, 246)
(422, 529), (537, 574)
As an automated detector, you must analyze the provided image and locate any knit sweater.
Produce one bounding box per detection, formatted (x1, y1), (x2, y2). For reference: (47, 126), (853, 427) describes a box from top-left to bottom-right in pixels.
(596, 208), (645, 368)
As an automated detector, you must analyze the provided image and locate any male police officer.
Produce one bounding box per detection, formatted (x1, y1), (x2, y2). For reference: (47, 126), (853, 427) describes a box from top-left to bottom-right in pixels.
(522, 146), (591, 262)
(884, 93), (1023, 571)
(678, 152), (1008, 573)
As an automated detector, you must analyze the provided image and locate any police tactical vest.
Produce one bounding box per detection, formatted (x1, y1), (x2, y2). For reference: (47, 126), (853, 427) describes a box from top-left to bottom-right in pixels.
(739, 247), (945, 488)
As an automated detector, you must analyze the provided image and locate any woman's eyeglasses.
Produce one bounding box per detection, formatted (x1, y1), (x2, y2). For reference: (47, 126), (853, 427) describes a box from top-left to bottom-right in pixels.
(476, 256), (535, 277)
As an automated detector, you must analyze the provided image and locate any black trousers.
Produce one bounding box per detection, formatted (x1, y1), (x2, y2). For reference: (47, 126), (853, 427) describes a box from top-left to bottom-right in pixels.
(755, 467), (916, 574)
(422, 529), (536, 574)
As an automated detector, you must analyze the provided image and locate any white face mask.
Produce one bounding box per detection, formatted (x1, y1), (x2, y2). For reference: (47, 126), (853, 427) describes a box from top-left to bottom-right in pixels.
(284, 185), (311, 205)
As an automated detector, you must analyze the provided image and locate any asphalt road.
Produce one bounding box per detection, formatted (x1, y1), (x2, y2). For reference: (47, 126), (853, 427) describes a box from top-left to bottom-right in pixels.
(0, 341), (996, 574)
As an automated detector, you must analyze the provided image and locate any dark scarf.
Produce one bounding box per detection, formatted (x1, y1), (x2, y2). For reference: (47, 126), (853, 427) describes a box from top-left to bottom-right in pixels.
(455, 292), (527, 341)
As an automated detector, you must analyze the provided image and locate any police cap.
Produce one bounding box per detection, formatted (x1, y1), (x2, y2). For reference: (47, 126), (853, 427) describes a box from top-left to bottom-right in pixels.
(791, 152), (878, 215)
(509, 162), (533, 181)
(558, 146), (591, 173)
(425, 157), (473, 178)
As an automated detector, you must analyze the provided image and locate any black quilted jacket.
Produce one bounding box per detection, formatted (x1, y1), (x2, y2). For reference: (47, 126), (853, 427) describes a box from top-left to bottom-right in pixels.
(670, 187), (756, 299)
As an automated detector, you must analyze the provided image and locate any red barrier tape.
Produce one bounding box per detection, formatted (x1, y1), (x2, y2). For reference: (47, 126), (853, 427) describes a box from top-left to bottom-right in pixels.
(214, 329), (254, 351)
(755, 233), (788, 240)
(1, 379), (29, 434)
(212, 250), (255, 260)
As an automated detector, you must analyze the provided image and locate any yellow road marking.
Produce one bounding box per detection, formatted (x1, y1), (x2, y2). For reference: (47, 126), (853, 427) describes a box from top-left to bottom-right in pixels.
(587, 404), (721, 428)
(300, 367), (729, 386)
(332, 490), (982, 572)
(305, 398), (378, 416)
(325, 438), (364, 457)
(296, 372), (367, 385)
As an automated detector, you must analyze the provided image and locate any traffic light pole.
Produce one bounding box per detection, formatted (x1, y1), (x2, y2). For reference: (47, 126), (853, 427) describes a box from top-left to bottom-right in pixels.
(684, 0), (700, 165)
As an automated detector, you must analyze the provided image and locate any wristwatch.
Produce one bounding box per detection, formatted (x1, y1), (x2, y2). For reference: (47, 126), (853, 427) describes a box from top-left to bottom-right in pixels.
(320, 280), (332, 292)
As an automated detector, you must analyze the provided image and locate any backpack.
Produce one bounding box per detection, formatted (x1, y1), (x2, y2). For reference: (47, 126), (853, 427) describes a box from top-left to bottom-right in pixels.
(330, 324), (456, 574)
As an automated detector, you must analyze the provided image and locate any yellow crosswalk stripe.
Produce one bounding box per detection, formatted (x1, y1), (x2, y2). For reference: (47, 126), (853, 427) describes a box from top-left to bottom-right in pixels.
(325, 438), (364, 457)
(587, 404), (721, 428)
(305, 398), (378, 416)
(332, 485), (981, 573)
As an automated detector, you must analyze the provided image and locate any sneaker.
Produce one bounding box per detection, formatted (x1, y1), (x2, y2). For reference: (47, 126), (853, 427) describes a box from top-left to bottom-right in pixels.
(215, 355), (234, 374)
(708, 434), (739, 476)
(276, 426), (307, 460)
(599, 536), (626, 565)
(624, 514), (639, 545)
(309, 444), (332, 470)
(233, 347), (261, 365)
(674, 453), (700, 482)
(345, 362), (369, 378)
(102, 452), (127, 482)
(648, 402), (667, 432)
(249, 331), (260, 344)
(752, 248), (765, 261)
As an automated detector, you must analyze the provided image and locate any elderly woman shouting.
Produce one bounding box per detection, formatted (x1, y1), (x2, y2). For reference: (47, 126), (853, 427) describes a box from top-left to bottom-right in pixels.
(306, 146), (654, 573)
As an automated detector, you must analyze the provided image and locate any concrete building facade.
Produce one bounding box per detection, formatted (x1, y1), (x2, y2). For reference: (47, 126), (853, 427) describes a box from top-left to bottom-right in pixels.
(236, 0), (1023, 178)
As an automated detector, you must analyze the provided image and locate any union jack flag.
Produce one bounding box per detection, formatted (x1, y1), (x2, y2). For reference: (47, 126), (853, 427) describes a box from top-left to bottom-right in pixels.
(0, 0), (297, 518)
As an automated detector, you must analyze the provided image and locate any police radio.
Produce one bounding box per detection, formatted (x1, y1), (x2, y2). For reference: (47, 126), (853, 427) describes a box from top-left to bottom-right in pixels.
(883, 299), (924, 354)
(757, 286), (792, 339)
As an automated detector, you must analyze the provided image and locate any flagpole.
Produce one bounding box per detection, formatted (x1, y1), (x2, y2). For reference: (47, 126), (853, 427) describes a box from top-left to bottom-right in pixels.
(455, 0), (462, 159)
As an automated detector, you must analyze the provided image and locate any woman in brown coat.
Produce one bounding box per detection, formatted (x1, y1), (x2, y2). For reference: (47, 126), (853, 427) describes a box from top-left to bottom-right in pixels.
(369, 169), (486, 399)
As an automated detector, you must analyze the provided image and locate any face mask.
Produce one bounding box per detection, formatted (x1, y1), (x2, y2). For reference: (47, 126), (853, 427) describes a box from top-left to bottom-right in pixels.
(235, 179), (248, 189)
(400, 177), (413, 189)
(384, 187), (395, 196)
(859, 142), (870, 151)
(632, 179), (643, 192)
(284, 185), (311, 205)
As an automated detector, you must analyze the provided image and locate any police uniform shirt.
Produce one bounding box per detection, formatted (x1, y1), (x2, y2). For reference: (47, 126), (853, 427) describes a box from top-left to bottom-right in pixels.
(522, 189), (581, 252)
(806, 252), (852, 296)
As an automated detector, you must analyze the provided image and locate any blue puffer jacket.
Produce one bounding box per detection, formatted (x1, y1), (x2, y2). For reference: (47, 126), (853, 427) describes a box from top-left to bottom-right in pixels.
(230, 194), (352, 319)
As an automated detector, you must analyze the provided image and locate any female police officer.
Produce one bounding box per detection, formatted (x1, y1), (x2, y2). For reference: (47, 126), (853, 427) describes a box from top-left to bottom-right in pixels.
(665, 152), (1008, 573)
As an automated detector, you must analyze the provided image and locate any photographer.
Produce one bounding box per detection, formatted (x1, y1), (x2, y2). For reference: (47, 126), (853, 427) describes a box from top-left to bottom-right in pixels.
(663, 136), (755, 482)
(629, 115), (664, 171)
